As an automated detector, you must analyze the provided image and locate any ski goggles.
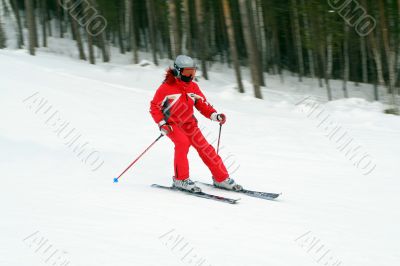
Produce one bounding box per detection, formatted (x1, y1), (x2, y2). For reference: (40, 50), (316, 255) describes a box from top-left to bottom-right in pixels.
(181, 67), (197, 77)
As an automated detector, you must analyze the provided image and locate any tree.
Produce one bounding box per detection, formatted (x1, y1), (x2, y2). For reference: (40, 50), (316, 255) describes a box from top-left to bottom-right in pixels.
(4, 0), (400, 102)
(10, 0), (24, 48)
(249, 0), (265, 86)
(239, 0), (262, 99)
(195, 0), (208, 79)
(378, 0), (397, 103)
(127, 0), (138, 63)
(146, 0), (158, 65)
(40, 0), (47, 47)
(56, 0), (64, 38)
(87, 31), (95, 64)
(300, 0), (315, 79)
(182, 0), (193, 56)
(90, 0), (110, 62)
(24, 0), (36, 55)
(360, 36), (368, 83)
(325, 28), (333, 100)
(343, 24), (350, 98)
(69, 13), (86, 60)
(168, 0), (181, 58)
(222, 0), (244, 93)
(291, 0), (304, 81)
(117, 0), (125, 54)
(0, 15), (6, 49)
(361, 0), (385, 87)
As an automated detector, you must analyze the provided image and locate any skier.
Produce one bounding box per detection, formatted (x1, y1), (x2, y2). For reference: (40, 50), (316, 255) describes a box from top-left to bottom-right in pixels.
(150, 55), (242, 192)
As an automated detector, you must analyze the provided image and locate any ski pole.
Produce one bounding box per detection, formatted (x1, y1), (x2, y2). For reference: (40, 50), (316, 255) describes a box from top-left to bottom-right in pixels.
(217, 123), (222, 155)
(114, 134), (163, 183)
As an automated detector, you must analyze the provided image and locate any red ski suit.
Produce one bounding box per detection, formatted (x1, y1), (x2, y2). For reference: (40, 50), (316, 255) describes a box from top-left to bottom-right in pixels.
(150, 69), (229, 182)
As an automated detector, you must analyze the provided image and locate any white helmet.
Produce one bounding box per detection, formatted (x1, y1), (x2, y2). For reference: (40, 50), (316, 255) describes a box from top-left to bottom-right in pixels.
(173, 55), (197, 82)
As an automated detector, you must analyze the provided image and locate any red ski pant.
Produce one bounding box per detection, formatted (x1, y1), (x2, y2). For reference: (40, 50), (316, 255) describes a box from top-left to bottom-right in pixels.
(167, 122), (229, 182)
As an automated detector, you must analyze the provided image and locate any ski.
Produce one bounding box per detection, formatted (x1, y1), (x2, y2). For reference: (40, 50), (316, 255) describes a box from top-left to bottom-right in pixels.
(197, 182), (281, 200)
(151, 184), (240, 204)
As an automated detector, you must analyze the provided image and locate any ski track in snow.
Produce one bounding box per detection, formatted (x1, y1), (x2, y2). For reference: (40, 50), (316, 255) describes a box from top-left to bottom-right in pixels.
(1, 49), (400, 266)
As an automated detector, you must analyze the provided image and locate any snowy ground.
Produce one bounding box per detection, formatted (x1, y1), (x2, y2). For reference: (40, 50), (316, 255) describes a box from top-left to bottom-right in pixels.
(1, 45), (400, 266)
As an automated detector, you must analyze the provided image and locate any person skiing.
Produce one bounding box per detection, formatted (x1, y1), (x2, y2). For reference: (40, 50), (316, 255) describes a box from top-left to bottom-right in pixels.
(150, 55), (242, 192)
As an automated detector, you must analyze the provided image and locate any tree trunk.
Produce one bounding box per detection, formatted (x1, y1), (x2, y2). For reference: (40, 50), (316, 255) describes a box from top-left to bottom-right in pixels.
(260, 0), (272, 73)
(124, 0), (130, 46)
(222, 0), (244, 93)
(379, 0), (395, 84)
(207, 3), (216, 59)
(359, 0), (384, 87)
(343, 24), (350, 98)
(40, 0), (47, 47)
(310, 4), (323, 88)
(216, 0), (228, 64)
(117, 0), (125, 54)
(360, 36), (368, 83)
(378, 0), (397, 103)
(250, 0), (265, 86)
(32, 0), (38, 47)
(24, 0), (35, 55)
(0, 15), (5, 49)
(127, 0), (138, 63)
(195, 0), (208, 79)
(182, 0), (192, 56)
(351, 38), (359, 87)
(239, 0), (262, 99)
(325, 33), (333, 100)
(291, 0), (304, 81)
(168, 0), (181, 58)
(70, 13), (86, 60)
(301, 0), (314, 79)
(97, 33), (110, 62)
(146, 0), (158, 65)
(397, 0), (400, 92)
(368, 43), (379, 101)
(56, 0), (63, 38)
(69, 13), (76, 41)
(370, 38), (385, 86)
(9, 0), (24, 48)
(315, 5), (331, 100)
(85, 18), (96, 64)
(89, 0), (110, 62)
(46, 5), (51, 36)
(268, 2), (282, 81)
(117, 23), (125, 54)
(256, 0), (267, 72)
(87, 31), (95, 64)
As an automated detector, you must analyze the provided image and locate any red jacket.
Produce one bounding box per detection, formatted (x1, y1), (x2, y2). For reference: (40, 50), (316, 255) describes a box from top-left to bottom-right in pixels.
(150, 69), (217, 125)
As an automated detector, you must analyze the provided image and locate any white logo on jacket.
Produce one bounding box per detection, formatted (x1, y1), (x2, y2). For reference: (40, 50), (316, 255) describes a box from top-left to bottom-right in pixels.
(161, 93), (206, 113)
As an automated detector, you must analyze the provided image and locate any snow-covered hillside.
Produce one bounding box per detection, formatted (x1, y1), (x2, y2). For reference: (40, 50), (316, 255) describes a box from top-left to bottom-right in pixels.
(1, 48), (399, 266)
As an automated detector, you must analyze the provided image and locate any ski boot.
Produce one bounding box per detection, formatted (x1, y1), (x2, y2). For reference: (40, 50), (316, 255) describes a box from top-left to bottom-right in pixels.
(213, 177), (243, 191)
(173, 177), (202, 193)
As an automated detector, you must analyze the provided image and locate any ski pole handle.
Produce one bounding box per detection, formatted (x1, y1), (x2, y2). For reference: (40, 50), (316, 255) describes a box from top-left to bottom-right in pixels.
(114, 134), (163, 183)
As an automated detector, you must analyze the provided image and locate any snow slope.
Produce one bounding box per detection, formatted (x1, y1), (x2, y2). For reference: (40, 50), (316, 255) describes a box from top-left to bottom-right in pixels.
(1, 48), (400, 266)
